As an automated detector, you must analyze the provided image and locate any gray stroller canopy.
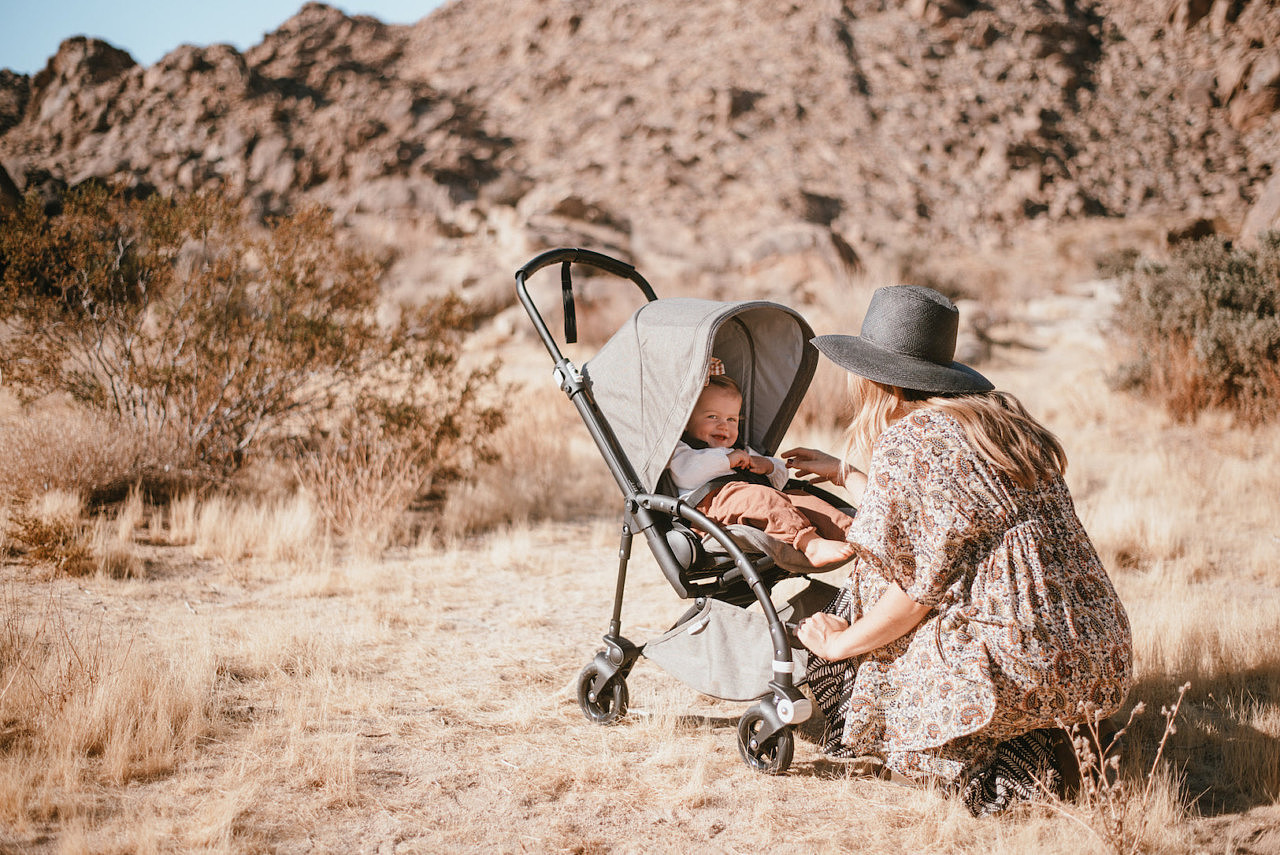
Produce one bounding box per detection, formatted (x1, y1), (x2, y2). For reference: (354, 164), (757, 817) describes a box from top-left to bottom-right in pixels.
(583, 298), (818, 493)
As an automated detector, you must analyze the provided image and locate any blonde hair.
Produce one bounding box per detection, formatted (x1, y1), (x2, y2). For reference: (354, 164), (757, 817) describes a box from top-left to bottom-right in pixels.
(841, 375), (901, 471)
(705, 374), (742, 396)
(841, 376), (1067, 489)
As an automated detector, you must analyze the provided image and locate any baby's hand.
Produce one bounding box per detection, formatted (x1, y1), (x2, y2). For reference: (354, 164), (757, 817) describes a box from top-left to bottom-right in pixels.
(747, 455), (775, 475)
(727, 449), (751, 469)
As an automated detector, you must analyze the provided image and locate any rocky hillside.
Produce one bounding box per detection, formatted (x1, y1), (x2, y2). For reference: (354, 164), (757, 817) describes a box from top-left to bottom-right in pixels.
(2, 0), (1278, 309)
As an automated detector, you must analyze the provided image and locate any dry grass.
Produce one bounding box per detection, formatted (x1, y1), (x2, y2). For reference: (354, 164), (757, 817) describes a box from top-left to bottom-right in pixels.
(0, 504), (1275, 852)
(86, 488), (145, 579)
(163, 492), (199, 546)
(0, 396), (181, 505)
(294, 425), (433, 555)
(0, 278), (1278, 852)
(190, 492), (322, 568)
(438, 389), (620, 538)
(0, 589), (216, 831)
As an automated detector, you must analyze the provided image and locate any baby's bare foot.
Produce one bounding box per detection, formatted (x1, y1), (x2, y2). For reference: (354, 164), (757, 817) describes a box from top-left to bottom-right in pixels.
(802, 537), (856, 567)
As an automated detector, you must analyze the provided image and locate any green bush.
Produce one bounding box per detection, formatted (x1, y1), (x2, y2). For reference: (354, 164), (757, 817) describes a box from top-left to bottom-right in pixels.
(0, 183), (504, 510)
(1112, 233), (1280, 424)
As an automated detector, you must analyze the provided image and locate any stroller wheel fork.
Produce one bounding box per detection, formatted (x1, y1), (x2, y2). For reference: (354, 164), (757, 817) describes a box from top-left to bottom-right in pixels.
(775, 692), (813, 726)
(736, 683), (811, 774)
(576, 640), (639, 726)
(738, 704), (796, 775)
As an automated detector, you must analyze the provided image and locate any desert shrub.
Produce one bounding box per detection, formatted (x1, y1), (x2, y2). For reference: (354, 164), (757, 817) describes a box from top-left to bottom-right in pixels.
(0, 183), (504, 524)
(5, 491), (95, 576)
(1094, 246), (1141, 280)
(6, 513), (95, 575)
(1112, 232), (1280, 424)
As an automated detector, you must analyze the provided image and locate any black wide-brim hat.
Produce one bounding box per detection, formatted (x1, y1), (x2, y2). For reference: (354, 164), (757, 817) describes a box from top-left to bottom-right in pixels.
(813, 285), (994, 394)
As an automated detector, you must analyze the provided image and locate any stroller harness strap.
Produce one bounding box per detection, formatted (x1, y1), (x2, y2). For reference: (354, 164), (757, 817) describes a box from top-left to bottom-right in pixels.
(561, 261), (578, 344)
(682, 471), (776, 508)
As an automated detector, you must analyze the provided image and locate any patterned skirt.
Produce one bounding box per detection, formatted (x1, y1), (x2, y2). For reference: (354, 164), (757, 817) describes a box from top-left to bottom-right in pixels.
(806, 586), (1065, 816)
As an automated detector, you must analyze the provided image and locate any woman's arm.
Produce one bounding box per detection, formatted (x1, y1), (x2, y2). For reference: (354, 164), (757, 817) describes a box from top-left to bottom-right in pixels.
(781, 446), (868, 503)
(780, 446), (844, 485)
(796, 583), (931, 661)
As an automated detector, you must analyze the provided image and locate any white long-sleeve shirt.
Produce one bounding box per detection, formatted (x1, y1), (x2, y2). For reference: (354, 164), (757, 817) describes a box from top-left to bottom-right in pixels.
(667, 441), (789, 496)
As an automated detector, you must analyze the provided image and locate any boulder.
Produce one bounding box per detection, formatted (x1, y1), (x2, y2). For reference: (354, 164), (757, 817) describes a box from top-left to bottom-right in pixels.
(0, 160), (20, 213)
(0, 71), (29, 134)
(1239, 170), (1280, 249)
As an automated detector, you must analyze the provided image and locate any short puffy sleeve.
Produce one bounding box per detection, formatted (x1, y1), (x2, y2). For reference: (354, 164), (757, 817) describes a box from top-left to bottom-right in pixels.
(847, 412), (987, 607)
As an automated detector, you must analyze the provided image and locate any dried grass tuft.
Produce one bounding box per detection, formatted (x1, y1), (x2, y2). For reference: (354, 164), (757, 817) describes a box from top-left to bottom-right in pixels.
(294, 425), (426, 555)
(0, 592), (216, 826)
(438, 391), (619, 538)
(191, 492), (320, 566)
(0, 402), (181, 505)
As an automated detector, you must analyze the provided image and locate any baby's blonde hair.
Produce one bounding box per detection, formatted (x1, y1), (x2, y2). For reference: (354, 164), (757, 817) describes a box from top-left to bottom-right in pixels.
(705, 374), (741, 396)
(841, 375), (1067, 489)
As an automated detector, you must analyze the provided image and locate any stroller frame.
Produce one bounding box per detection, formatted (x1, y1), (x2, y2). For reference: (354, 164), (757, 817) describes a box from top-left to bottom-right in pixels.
(516, 247), (819, 773)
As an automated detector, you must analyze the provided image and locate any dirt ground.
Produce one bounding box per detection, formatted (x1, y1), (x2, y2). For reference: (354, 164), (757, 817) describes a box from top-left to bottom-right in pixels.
(4, 522), (1279, 853)
(2, 279), (1279, 853)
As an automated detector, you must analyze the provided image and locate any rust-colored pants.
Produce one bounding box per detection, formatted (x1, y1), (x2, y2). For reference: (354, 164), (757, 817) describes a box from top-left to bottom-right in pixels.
(695, 481), (854, 549)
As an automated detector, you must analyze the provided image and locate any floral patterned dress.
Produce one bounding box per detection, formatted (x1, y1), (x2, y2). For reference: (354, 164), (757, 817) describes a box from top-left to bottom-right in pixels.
(806, 408), (1133, 784)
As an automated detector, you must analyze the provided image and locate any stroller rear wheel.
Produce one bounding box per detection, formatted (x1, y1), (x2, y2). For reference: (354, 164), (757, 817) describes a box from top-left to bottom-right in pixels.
(737, 709), (794, 774)
(576, 662), (629, 724)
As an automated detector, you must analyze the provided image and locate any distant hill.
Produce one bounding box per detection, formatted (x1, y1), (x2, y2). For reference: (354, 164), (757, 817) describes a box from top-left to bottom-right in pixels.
(2, 0), (1278, 308)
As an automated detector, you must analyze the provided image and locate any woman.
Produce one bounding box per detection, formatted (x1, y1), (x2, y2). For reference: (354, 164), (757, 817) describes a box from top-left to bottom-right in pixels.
(785, 284), (1132, 815)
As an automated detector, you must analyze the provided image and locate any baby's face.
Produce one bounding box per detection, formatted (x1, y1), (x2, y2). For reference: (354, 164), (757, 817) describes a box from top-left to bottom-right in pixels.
(687, 385), (741, 448)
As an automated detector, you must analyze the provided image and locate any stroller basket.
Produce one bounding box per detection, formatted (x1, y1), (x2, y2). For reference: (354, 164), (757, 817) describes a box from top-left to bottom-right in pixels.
(516, 248), (847, 774)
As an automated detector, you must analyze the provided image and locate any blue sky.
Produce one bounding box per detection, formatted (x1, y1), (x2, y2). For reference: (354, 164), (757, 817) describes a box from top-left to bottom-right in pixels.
(0, 1), (446, 75)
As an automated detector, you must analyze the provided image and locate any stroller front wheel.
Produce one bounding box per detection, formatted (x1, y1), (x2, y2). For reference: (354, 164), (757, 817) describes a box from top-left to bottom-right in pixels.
(576, 662), (629, 724)
(737, 710), (795, 774)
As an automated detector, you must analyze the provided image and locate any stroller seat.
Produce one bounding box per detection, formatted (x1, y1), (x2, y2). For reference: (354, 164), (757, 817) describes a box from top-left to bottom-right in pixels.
(655, 470), (855, 584)
(701, 517), (849, 574)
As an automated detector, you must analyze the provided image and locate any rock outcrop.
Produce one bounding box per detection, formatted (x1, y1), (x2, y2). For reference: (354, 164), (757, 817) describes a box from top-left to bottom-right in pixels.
(1, 0), (1277, 306)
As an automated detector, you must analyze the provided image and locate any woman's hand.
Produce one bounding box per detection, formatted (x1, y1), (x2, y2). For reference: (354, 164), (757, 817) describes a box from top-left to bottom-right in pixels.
(795, 584), (931, 662)
(783, 446), (868, 502)
(796, 612), (851, 660)
(781, 446), (845, 487)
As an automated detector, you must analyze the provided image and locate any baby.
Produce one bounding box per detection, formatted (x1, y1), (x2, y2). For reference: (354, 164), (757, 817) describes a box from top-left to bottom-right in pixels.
(668, 366), (855, 568)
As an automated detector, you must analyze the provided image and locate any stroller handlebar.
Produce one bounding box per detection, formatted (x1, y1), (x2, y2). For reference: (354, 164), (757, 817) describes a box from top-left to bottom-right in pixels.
(515, 247), (655, 298)
(515, 247), (657, 374)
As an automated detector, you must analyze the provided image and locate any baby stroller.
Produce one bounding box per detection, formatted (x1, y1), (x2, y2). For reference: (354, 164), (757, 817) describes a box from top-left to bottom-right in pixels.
(516, 248), (848, 774)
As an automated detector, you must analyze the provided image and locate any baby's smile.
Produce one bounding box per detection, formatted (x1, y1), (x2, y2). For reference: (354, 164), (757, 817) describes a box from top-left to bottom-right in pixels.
(705, 429), (733, 447)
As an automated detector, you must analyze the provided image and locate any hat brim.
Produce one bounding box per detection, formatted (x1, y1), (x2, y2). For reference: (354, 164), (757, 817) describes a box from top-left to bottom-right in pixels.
(813, 334), (994, 394)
